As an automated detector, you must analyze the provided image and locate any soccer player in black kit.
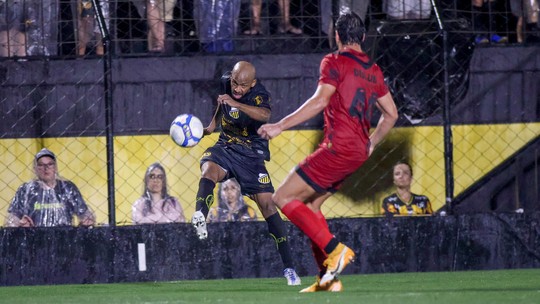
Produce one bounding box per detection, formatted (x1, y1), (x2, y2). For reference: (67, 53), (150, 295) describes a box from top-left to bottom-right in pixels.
(191, 61), (301, 285)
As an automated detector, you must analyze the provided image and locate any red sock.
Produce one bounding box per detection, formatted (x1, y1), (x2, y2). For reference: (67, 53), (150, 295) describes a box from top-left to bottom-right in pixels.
(311, 211), (329, 273)
(281, 200), (334, 250)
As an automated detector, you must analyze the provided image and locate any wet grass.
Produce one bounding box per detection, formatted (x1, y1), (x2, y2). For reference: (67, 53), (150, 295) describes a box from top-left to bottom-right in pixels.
(1, 268), (539, 304)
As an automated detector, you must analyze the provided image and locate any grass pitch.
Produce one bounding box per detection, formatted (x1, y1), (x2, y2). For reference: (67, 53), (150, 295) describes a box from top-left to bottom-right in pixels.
(1, 268), (539, 304)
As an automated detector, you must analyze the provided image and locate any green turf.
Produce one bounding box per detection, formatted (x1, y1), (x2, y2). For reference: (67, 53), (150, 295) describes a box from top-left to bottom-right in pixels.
(1, 269), (539, 304)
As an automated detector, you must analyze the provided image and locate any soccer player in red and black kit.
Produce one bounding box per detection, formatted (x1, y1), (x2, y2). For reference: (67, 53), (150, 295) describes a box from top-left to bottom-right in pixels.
(258, 12), (398, 292)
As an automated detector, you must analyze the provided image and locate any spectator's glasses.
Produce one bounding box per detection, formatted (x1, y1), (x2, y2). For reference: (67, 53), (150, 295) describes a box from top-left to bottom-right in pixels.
(149, 174), (164, 180)
(37, 162), (55, 170)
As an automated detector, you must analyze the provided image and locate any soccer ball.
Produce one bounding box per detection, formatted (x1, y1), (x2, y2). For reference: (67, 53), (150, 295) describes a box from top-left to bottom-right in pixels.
(170, 114), (204, 147)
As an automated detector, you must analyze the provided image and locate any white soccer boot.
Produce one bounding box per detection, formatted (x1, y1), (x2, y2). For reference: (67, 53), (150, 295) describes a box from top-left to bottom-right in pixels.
(191, 211), (208, 240)
(283, 268), (301, 286)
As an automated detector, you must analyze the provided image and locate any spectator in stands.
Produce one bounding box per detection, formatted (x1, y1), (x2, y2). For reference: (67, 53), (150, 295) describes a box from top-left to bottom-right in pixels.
(25, 0), (59, 56)
(5, 148), (96, 227)
(75, 0), (109, 56)
(194, 0), (240, 52)
(133, 0), (177, 52)
(385, 0), (432, 20)
(0, 0), (27, 57)
(320, 0), (370, 49)
(472, 0), (508, 44)
(243, 0), (302, 35)
(132, 162), (185, 224)
(511, 0), (539, 43)
(382, 161), (433, 216)
(208, 178), (258, 222)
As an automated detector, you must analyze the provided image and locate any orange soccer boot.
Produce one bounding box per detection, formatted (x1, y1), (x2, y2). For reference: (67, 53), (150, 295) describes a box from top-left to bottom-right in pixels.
(299, 276), (343, 293)
(319, 243), (355, 285)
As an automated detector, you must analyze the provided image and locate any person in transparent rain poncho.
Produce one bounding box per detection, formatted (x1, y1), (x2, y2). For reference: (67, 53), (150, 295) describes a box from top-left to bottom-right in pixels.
(207, 178), (258, 222)
(5, 148), (95, 227)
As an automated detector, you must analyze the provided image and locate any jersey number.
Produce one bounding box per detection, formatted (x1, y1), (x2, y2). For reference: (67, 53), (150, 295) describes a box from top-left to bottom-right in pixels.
(348, 88), (377, 124)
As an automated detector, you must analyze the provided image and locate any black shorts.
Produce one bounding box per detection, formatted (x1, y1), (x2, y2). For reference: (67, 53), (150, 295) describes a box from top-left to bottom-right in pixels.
(200, 142), (274, 195)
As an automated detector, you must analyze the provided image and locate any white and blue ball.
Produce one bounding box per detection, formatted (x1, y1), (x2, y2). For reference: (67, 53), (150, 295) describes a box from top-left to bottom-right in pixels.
(170, 114), (204, 147)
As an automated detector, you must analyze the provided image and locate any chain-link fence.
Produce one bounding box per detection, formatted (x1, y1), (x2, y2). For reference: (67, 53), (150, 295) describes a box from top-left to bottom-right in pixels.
(1, 0), (538, 58)
(1, 0), (539, 226)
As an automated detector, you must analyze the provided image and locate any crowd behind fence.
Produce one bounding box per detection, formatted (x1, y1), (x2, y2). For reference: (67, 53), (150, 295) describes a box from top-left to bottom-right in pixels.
(0, 0), (538, 227)
(0, 0), (539, 58)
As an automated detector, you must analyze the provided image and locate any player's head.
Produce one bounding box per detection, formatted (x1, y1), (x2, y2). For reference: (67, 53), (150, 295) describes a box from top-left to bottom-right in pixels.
(144, 162), (168, 198)
(335, 12), (366, 47)
(34, 148), (57, 183)
(230, 61), (257, 100)
(392, 161), (413, 188)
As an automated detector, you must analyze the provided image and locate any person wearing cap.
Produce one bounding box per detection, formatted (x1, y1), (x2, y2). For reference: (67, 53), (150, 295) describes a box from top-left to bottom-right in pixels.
(5, 148), (96, 227)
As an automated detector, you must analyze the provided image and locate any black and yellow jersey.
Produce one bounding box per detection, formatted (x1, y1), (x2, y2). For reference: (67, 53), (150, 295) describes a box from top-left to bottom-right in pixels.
(381, 193), (433, 216)
(218, 73), (271, 161)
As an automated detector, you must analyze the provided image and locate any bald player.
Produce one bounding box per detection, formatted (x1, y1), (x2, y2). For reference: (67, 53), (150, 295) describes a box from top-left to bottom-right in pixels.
(191, 61), (301, 286)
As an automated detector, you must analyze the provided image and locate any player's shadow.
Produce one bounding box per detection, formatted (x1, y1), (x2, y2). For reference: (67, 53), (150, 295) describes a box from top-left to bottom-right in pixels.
(339, 135), (412, 203)
(307, 131), (412, 204)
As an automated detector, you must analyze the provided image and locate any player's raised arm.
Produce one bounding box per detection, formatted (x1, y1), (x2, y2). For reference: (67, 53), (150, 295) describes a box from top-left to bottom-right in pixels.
(258, 83), (335, 140)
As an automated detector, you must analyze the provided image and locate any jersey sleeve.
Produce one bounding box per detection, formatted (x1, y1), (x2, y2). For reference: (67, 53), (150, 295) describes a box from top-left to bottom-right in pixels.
(221, 72), (232, 94)
(318, 55), (339, 88)
(381, 195), (397, 215)
(251, 90), (271, 110)
(373, 64), (390, 98)
(424, 196), (433, 214)
(65, 181), (91, 217)
(7, 183), (29, 219)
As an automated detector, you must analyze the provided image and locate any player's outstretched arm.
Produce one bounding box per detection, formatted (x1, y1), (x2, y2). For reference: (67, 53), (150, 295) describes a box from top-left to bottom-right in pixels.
(258, 84), (335, 139)
(369, 92), (398, 155)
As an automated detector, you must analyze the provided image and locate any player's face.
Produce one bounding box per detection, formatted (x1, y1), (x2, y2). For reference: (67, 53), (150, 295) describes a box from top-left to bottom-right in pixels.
(393, 164), (412, 188)
(222, 182), (240, 205)
(230, 73), (255, 100)
(147, 168), (165, 194)
(35, 156), (57, 184)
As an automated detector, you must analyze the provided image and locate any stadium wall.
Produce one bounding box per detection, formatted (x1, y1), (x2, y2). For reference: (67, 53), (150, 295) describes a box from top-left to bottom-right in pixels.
(1, 212), (539, 286)
(1, 125), (537, 224)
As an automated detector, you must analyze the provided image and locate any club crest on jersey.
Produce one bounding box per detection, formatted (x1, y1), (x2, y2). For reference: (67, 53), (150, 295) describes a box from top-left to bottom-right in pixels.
(258, 173), (270, 184)
(229, 107), (240, 119)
